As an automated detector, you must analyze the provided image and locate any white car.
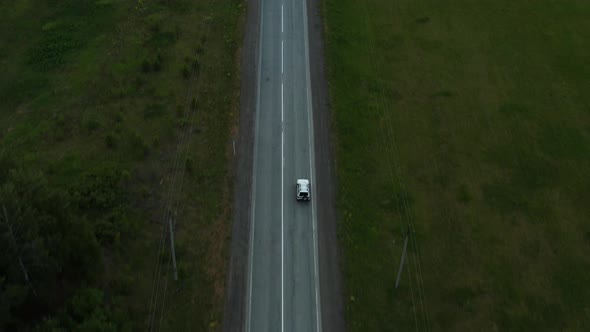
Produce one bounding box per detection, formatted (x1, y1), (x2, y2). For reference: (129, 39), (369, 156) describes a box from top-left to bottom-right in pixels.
(296, 179), (311, 201)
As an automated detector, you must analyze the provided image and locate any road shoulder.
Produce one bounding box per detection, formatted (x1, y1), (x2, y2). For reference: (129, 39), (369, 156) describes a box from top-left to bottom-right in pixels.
(223, 0), (261, 330)
(307, 0), (346, 330)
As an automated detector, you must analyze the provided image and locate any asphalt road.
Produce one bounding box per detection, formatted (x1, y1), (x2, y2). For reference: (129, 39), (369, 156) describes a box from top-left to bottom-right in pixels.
(245, 0), (321, 331)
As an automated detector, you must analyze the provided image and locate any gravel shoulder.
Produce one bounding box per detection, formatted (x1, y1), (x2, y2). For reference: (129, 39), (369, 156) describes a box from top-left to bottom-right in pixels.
(223, 0), (260, 330)
(307, 0), (346, 330)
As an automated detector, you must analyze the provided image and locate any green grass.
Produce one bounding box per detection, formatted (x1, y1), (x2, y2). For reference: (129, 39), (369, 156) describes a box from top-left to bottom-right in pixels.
(0, 0), (243, 330)
(324, 0), (590, 330)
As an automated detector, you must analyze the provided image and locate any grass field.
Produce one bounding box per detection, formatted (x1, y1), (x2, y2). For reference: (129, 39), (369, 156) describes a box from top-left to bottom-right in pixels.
(0, 0), (242, 330)
(324, 0), (590, 330)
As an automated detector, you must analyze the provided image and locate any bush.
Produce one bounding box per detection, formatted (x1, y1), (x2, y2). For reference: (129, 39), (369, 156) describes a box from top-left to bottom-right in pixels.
(192, 58), (200, 72)
(70, 165), (126, 211)
(185, 155), (194, 174)
(141, 59), (151, 73)
(113, 111), (124, 123)
(52, 113), (75, 142)
(152, 135), (161, 147)
(456, 184), (472, 203)
(143, 103), (164, 119)
(93, 208), (137, 247)
(27, 25), (83, 71)
(127, 132), (149, 160)
(104, 133), (117, 149)
(141, 54), (163, 73)
(149, 30), (178, 48)
(84, 119), (101, 132)
(182, 65), (190, 79)
(152, 53), (163, 72)
(38, 288), (119, 332)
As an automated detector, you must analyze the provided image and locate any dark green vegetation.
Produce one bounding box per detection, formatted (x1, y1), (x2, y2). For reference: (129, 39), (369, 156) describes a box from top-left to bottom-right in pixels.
(0, 0), (243, 330)
(324, 0), (590, 330)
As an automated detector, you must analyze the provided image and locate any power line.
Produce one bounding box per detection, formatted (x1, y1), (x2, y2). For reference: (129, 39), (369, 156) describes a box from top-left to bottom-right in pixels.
(2, 203), (37, 297)
(146, 10), (213, 332)
(361, 4), (431, 330)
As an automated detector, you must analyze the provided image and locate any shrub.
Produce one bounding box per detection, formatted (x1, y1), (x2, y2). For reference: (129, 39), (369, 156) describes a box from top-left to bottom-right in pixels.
(182, 65), (190, 79)
(84, 118), (101, 132)
(113, 111), (124, 123)
(105, 133), (117, 148)
(143, 102), (164, 119)
(141, 59), (151, 73)
(39, 288), (119, 331)
(27, 25), (83, 71)
(192, 58), (200, 72)
(152, 53), (163, 72)
(127, 132), (149, 160)
(70, 165), (126, 211)
(152, 135), (161, 147)
(185, 155), (194, 174)
(52, 113), (75, 142)
(456, 184), (472, 203)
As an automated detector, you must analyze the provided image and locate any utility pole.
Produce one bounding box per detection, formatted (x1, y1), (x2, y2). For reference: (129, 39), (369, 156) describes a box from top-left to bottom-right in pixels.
(395, 229), (410, 289)
(2, 204), (37, 296)
(168, 214), (178, 281)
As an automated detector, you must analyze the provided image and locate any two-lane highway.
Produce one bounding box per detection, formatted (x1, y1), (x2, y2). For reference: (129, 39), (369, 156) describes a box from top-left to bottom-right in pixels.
(246, 0), (321, 330)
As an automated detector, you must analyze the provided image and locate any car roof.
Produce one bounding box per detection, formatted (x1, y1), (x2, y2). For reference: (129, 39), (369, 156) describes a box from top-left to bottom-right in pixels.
(297, 179), (310, 193)
(297, 179), (309, 185)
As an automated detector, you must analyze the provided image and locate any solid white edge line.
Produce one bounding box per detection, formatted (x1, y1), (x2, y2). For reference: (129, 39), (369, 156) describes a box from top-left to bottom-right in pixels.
(281, 83), (285, 332)
(245, 0), (265, 330)
(281, 5), (285, 332)
(302, 0), (322, 330)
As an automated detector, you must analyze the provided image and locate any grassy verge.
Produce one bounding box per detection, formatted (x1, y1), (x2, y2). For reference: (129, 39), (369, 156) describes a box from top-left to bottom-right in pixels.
(0, 0), (243, 330)
(324, 0), (590, 330)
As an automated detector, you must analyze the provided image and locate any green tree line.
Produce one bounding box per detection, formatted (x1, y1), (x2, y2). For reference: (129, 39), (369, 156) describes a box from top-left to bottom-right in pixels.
(0, 155), (130, 331)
